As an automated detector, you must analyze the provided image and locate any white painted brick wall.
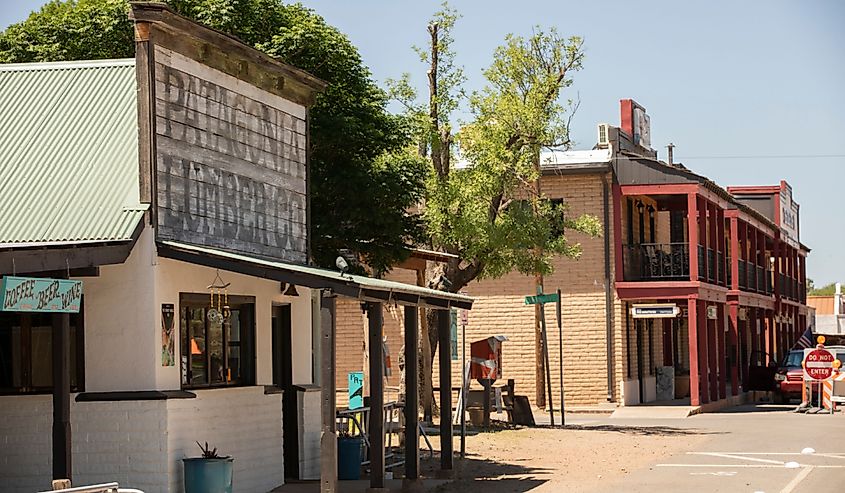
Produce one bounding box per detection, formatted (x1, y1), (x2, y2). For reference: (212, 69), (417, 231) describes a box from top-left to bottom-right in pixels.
(0, 388), (286, 493)
(167, 387), (284, 493)
(73, 400), (169, 492)
(297, 390), (321, 480)
(0, 395), (53, 492)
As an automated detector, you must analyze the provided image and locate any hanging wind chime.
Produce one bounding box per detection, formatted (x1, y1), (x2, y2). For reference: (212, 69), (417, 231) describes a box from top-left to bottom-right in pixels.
(207, 270), (231, 325)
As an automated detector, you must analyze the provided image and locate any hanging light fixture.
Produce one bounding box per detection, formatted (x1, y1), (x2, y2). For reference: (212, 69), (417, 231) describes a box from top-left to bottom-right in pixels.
(283, 282), (299, 297)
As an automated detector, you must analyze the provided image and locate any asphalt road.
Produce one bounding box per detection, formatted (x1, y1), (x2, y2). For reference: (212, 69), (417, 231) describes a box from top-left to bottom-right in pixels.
(569, 404), (845, 493)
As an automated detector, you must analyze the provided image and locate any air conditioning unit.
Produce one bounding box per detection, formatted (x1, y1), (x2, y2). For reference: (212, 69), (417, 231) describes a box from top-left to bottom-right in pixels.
(597, 123), (610, 147)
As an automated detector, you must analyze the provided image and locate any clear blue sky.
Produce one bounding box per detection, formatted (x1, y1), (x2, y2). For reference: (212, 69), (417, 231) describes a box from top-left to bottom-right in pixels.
(2, 0), (843, 285)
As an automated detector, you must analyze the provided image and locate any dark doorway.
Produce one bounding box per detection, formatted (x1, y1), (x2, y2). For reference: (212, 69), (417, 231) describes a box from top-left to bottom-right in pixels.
(272, 305), (298, 480)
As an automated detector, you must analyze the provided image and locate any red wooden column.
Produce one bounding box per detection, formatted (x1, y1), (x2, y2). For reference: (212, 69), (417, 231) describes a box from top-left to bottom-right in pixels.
(717, 207), (726, 286)
(688, 194), (699, 282)
(728, 303), (739, 396)
(688, 299), (702, 406)
(749, 227), (758, 291)
(708, 202), (718, 283)
(730, 217), (740, 291)
(717, 303), (727, 399)
(699, 197), (707, 281)
(773, 238), (781, 298)
(707, 304), (719, 402)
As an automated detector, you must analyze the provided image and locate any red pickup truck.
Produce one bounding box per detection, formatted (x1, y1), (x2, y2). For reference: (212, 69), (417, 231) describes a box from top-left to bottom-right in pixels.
(773, 346), (845, 404)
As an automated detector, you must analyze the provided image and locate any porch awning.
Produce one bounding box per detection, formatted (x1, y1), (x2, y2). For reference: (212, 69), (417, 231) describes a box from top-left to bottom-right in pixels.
(157, 241), (473, 310)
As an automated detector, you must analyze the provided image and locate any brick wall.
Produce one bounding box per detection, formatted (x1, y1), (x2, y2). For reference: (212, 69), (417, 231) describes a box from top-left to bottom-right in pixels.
(0, 395), (54, 492)
(331, 171), (679, 409)
(167, 387), (284, 493)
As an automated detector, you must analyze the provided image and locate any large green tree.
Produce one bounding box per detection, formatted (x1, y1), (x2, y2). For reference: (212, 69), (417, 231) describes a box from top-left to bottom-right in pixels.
(390, 5), (601, 409)
(0, 0), (425, 274)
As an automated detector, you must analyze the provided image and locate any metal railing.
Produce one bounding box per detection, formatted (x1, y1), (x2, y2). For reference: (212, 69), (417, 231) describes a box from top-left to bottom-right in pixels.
(623, 243), (690, 281)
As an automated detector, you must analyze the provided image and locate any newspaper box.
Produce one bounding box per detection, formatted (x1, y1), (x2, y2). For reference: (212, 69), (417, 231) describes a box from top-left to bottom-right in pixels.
(470, 335), (508, 381)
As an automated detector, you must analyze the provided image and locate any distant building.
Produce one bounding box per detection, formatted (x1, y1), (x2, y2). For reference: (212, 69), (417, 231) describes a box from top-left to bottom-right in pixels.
(335, 100), (812, 413)
(808, 284), (845, 335)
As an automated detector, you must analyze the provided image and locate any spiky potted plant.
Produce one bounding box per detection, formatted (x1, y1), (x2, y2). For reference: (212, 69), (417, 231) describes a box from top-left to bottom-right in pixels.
(183, 441), (234, 493)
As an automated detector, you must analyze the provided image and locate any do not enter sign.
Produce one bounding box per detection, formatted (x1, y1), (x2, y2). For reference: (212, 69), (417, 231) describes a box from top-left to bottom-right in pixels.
(804, 348), (835, 380)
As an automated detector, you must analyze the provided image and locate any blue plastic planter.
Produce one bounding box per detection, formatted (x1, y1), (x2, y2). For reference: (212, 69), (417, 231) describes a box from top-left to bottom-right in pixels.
(337, 436), (363, 480)
(183, 457), (234, 493)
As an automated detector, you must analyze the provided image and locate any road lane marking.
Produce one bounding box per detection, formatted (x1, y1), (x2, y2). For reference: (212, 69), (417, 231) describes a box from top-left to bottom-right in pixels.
(778, 466), (814, 493)
(690, 471), (737, 477)
(656, 464), (845, 469)
(689, 452), (785, 465)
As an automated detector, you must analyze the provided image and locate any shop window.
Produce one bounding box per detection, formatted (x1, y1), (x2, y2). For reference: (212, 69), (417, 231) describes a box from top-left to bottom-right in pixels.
(179, 293), (255, 389)
(0, 310), (85, 394)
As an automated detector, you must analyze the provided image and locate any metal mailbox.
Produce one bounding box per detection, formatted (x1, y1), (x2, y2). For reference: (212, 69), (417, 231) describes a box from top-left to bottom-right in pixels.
(470, 335), (508, 381)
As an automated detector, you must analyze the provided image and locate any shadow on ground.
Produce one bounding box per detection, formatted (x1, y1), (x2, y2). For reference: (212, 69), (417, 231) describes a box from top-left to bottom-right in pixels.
(427, 452), (553, 493)
(716, 403), (797, 414)
(560, 423), (720, 436)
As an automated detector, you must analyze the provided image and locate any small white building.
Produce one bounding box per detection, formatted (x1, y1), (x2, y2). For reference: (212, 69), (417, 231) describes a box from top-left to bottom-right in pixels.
(0, 4), (470, 492)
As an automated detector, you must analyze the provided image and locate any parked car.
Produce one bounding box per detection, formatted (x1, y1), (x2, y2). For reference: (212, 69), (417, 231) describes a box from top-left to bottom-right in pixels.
(773, 345), (845, 404)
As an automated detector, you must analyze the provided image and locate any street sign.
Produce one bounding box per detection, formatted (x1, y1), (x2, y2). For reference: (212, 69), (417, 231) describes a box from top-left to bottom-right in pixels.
(804, 347), (835, 381)
(631, 303), (679, 319)
(0, 276), (82, 313)
(525, 293), (560, 305)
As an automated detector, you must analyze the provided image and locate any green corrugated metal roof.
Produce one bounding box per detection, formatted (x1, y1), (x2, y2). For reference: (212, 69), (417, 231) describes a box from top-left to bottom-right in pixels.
(0, 59), (147, 247)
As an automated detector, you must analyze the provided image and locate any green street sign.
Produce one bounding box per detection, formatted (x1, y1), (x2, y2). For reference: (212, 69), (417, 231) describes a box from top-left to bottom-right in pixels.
(524, 293), (560, 305)
(1, 276), (83, 313)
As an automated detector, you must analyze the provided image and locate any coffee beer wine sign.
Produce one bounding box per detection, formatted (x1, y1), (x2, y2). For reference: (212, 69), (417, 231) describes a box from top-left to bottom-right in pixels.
(0, 276), (83, 313)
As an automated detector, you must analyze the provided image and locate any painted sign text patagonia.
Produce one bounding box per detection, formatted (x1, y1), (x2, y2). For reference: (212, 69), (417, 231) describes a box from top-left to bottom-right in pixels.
(0, 276), (83, 313)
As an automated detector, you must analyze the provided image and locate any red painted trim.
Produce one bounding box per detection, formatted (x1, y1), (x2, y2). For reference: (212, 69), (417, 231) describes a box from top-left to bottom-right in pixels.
(774, 188), (781, 227)
(708, 303), (719, 401)
(727, 186), (781, 194)
(619, 183), (697, 196)
(615, 284), (700, 300)
(612, 183), (624, 282)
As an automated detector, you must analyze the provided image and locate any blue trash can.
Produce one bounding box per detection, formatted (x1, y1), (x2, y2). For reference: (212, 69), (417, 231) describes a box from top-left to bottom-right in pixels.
(183, 457), (234, 493)
(337, 436), (363, 480)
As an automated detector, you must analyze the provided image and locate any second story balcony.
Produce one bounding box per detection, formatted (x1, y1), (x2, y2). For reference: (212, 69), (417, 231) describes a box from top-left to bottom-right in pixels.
(624, 243), (690, 281)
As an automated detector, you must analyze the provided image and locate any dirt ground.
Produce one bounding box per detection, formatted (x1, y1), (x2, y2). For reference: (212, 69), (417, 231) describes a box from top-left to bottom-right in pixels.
(424, 422), (708, 493)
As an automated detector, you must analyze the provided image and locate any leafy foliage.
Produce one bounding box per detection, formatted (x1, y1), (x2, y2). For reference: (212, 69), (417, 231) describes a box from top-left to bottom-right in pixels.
(0, 0), (425, 274)
(391, 6), (601, 292)
(808, 281), (839, 296)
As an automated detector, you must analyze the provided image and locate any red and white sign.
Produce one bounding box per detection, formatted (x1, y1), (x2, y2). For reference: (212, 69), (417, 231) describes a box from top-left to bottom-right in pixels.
(804, 347), (835, 380)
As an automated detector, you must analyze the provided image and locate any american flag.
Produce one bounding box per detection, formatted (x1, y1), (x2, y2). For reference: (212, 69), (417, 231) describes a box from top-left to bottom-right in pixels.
(794, 327), (814, 349)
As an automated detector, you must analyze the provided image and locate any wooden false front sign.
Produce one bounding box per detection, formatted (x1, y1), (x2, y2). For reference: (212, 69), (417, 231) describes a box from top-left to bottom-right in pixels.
(0, 276), (82, 313)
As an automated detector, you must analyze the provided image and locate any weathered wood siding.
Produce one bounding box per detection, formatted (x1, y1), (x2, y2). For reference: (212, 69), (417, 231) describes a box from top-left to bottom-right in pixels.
(153, 46), (307, 263)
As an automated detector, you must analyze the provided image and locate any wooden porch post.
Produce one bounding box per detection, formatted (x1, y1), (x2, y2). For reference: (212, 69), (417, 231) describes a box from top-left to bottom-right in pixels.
(730, 217), (739, 291)
(319, 294), (337, 493)
(367, 303), (385, 490)
(52, 313), (71, 482)
(717, 303), (727, 400)
(437, 309), (453, 472)
(404, 306), (420, 481)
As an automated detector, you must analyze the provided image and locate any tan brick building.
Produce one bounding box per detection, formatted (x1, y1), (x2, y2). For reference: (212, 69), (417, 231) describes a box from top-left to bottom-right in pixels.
(337, 99), (812, 412)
